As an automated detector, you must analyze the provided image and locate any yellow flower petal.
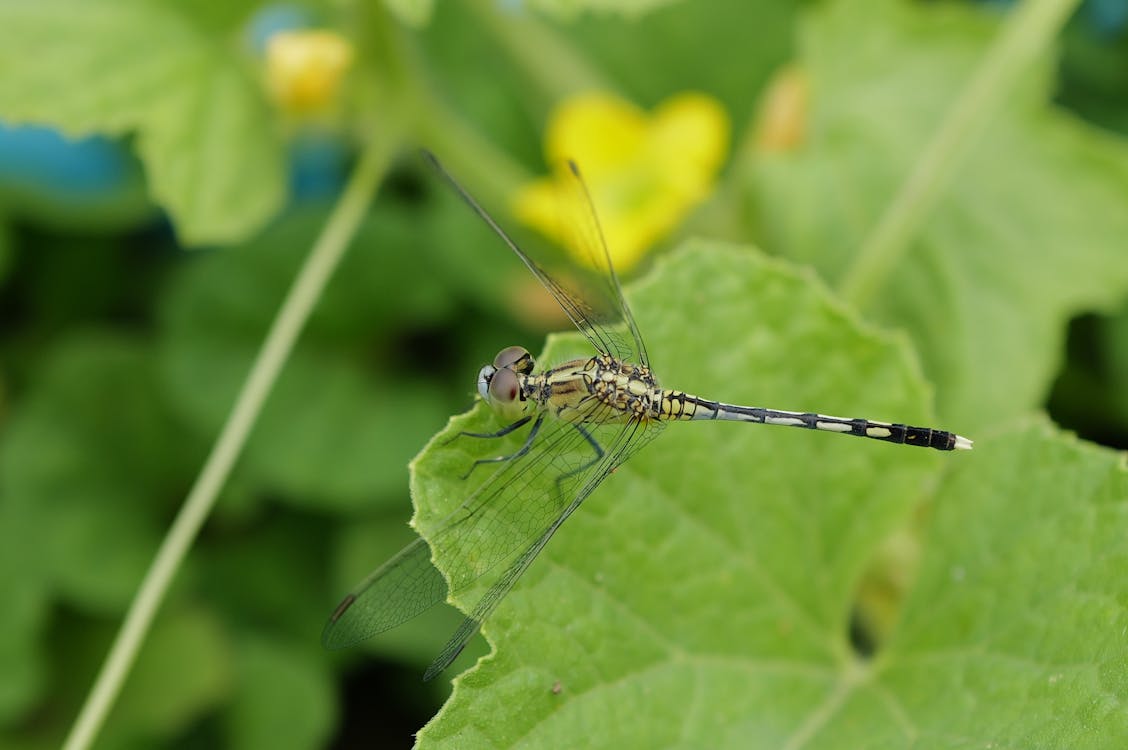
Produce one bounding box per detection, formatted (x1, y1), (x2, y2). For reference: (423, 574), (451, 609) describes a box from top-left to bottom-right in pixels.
(265, 30), (354, 114)
(651, 92), (730, 178)
(512, 178), (564, 244)
(515, 91), (729, 272)
(543, 93), (648, 173)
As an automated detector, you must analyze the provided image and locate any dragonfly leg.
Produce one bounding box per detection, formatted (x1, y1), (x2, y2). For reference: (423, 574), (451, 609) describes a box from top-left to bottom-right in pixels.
(553, 424), (604, 493)
(443, 415), (532, 446)
(460, 413), (545, 480)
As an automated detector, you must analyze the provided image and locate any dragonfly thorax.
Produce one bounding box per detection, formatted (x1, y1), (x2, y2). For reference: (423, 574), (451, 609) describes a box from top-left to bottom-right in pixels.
(588, 356), (664, 422)
(524, 354), (664, 425)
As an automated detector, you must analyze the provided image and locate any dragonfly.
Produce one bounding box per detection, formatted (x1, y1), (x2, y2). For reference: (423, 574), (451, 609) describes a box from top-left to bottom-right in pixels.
(322, 151), (973, 681)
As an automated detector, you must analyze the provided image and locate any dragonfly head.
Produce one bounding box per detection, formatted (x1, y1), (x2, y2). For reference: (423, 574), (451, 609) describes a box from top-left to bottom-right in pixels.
(478, 346), (535, 421)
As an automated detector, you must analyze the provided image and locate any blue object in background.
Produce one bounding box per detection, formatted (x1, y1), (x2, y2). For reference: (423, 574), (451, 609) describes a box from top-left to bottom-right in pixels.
(245, 3), (315, 54)
(1086, 0), (1128, 37)
(289, 132), (349, 201)
(0, 123), (154, 230)
(0, 124), (130, 203)
(978, 0), (1128, 35)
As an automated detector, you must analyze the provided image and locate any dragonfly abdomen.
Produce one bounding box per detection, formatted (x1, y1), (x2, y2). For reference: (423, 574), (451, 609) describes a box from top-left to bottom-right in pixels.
(666, 393), (971, 451)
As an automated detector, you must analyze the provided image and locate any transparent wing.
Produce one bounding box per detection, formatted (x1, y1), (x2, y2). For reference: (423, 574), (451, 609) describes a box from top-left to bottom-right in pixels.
(557, 160), (651, 368)
(321, 536), (445, 649)
(423, 415), (666, 680)
(422, 151), (647, 366)
(322, 402), (663, 659)
(322, 153), (663, 675)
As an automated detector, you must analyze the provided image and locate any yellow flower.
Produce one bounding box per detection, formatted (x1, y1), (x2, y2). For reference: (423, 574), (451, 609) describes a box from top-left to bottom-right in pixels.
(265, 30), (354, 114)
(513, 92), (729, 272)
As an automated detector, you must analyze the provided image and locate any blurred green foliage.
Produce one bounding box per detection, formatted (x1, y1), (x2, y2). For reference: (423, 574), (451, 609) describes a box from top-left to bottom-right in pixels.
(0, 0), (1126, 748)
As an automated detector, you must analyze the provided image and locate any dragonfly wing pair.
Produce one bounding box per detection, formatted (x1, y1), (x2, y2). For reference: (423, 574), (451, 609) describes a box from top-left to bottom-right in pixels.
(323, 154), (656, 679)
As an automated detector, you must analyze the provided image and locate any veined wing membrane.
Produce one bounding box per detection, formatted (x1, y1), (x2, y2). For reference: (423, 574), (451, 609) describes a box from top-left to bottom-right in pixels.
(322, 537), (445, 648)
(557, 160), (650, 368)
(423, 414), (667, 680)
(422, 150), (637, 364)
(322, 399), (646, 651)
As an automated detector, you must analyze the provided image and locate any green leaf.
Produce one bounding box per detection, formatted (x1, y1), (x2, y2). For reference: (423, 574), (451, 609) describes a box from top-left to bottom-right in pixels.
(0, 0), (284, 245)
(225, 636), (334, 750)
(411, 243), (1126, 746)
(329, 513), (487, 667)
(878, 421), (1128, 747)
(411, 241), (954, 744)
(752, 0), (1128, 432)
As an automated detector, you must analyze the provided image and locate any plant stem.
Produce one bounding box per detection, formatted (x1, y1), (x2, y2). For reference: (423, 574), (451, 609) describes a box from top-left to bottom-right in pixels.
(62, 130), (399, 750)
(839, 0), (1081, 307)
(466, 0), (613, 100)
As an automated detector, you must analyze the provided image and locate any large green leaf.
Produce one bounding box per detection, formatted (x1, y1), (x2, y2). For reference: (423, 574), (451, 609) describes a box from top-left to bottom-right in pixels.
(403, 243), (901, 742)
(752, 0), (1128, 433)
(877, 422), (1128, 747)
(408, 243), (1125, 747)
(0, 0), (283, 245)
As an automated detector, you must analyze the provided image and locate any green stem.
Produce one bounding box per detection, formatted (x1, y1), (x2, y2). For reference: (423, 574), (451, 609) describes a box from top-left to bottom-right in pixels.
(466, 0), (613, 100)
(392, 20), (529, 208)
(410, 80), (531, 206)
(62, 130), (400, 750)
(400, 0), (614, 208)
(838, 0), (1081, 307)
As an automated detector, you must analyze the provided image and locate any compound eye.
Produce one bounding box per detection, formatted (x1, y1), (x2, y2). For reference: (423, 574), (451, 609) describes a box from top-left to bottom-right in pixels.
(487, 367), (520, 405)
(477, 365), (495, 401)
(493, 345), (534, 374)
